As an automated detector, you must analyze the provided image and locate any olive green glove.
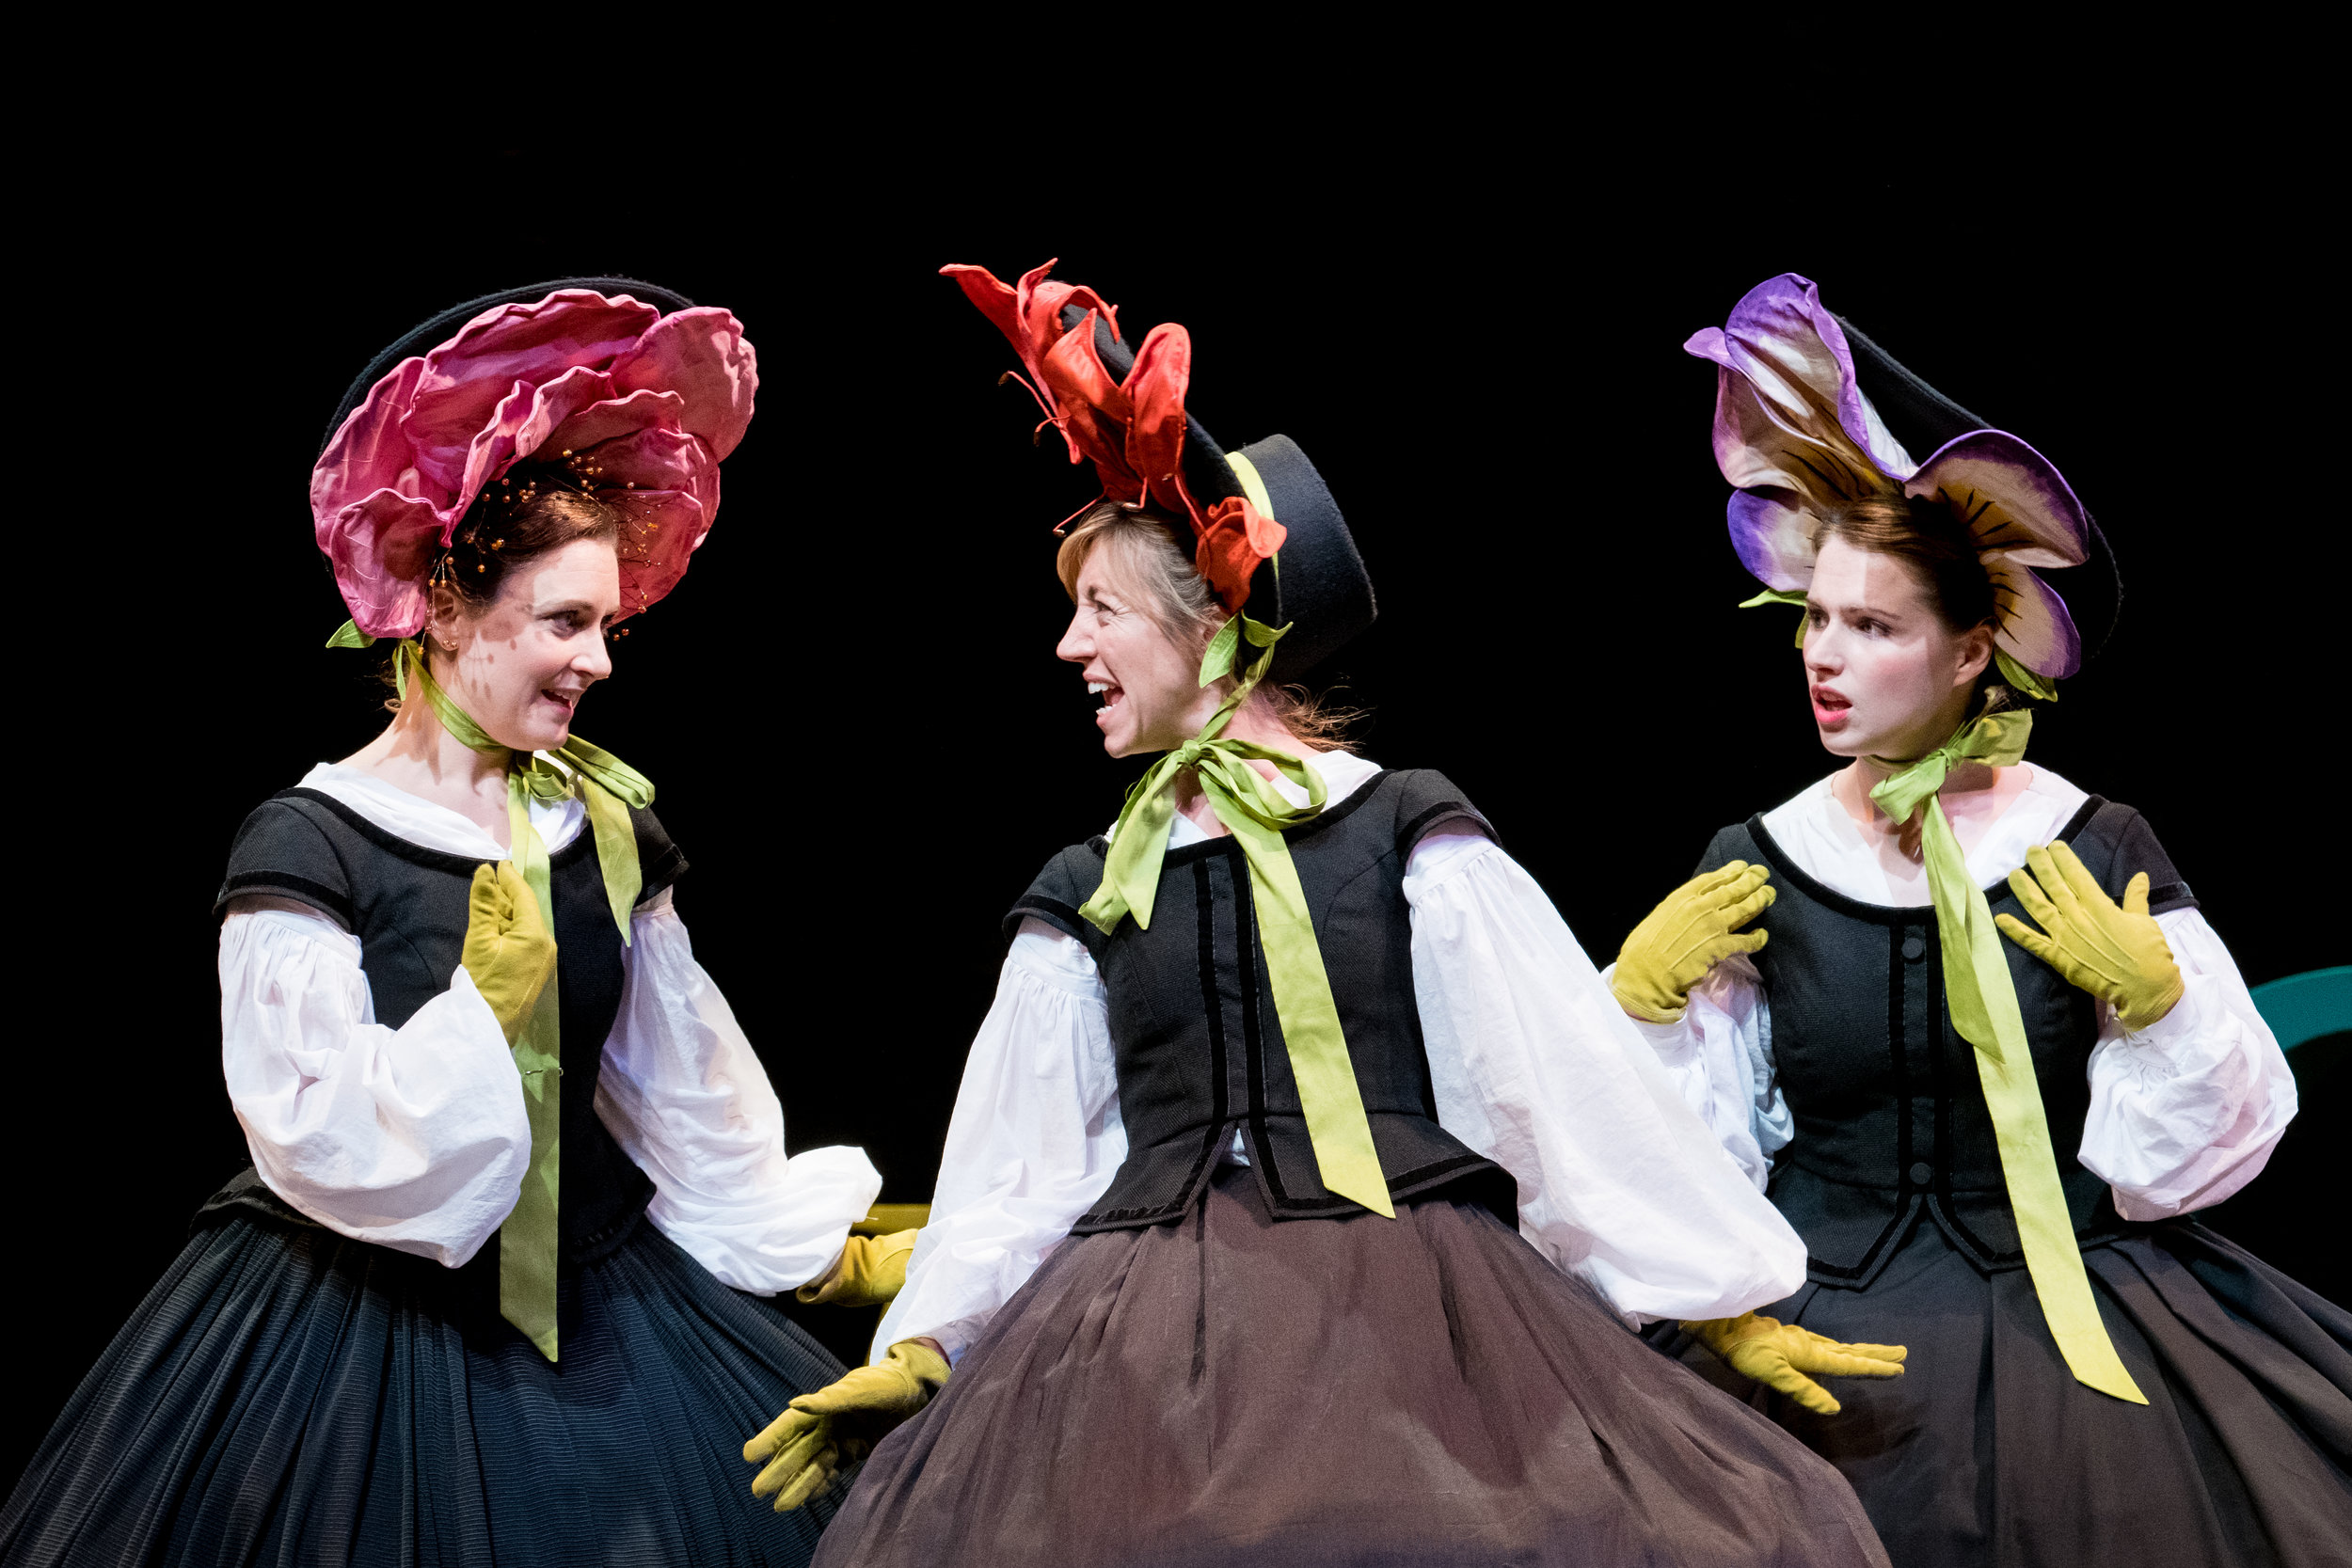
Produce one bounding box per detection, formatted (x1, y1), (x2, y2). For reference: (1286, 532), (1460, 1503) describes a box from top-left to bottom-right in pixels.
(1612, 863), (1776, 1023)
(1683, 1312), (1906, 1416)
(796, 1230), (917, 1308)
(1994, 841), (2185, 1030)
(744, 1339), (949, 1513)
(462, 862), (558, 1045)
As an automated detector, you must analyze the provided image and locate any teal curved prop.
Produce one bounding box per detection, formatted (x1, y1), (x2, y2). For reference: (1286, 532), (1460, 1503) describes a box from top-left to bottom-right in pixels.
(2249, 967), (2352, 1052)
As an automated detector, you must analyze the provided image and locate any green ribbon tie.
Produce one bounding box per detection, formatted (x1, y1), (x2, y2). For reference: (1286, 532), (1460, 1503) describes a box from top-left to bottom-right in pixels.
(1871, 710), (2147, 1404)
(1076, 616), (1394, 1218)
(392, 640), (655, 1362)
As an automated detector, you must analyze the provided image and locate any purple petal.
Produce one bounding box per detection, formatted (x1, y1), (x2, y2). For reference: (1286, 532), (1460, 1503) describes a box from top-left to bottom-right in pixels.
(1985, 556), (2082, 679)
(1727, 488), (1815, 592)
(1905, 430), (2089, 567)
(1708, 274), (1916, 481)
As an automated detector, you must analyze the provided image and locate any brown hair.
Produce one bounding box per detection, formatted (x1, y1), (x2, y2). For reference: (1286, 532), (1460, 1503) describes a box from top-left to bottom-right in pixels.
(1056, 499), (1364, 751)
(1816, 492), (2020, 714)
(439, 461), (625, 610)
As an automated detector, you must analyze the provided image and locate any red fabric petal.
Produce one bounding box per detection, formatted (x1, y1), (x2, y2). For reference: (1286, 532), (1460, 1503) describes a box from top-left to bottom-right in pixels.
(1041, 309), (1143, 497)
(1122, 324), (1195, 526)
(1194, 496), (1282, 615)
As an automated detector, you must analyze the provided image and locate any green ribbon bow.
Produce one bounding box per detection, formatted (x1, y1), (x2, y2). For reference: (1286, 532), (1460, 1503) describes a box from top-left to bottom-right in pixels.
(1870, 711), (2147, 1404)
(389, 638), (655, 1362)
(1076, 616), (1394, 1219)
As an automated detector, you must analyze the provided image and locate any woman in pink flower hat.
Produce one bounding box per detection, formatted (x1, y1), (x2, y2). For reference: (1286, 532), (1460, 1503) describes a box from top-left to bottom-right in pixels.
(0, 280), (904, 1568)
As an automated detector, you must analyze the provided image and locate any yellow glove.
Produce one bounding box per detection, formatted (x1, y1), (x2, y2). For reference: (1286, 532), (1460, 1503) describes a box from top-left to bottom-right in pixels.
(796, 1230), (917, 1308)
(1994, 840), (2184, 1030)
(1683, 1312), (1906, 1416)
(462, 862), (558, 1045)
(1613, 863), (1775, 1023)
(744, 1339), (949, 1513)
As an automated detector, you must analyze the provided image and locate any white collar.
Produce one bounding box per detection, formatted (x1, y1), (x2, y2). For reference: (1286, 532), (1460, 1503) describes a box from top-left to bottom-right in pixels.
(1758, 764), (2090, 907)
(296, 761), (586, 860)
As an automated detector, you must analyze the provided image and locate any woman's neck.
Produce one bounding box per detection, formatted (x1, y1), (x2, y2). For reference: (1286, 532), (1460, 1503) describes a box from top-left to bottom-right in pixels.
(340, 695), (516, 846)
(1168, 690), (1315, 838)
(1831, 755), (2028, 868)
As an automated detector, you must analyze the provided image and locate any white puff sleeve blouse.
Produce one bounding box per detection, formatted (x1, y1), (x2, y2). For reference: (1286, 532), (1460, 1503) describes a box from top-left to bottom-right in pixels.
(218, 763), (879, 1287)
(875, 752), (1807, 1364)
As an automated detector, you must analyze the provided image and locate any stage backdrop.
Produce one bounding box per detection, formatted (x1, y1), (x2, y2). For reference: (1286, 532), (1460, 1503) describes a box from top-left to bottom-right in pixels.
(14, 145), (2336, 1476)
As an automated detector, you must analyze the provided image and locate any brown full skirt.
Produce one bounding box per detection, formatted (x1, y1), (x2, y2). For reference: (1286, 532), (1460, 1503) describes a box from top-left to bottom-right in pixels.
(814, 1166), (1887, 1568)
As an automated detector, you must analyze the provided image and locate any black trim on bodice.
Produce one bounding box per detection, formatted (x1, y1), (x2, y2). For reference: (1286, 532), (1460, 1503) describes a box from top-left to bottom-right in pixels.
(210, 785), (689, 1278)
(1009, 768), (1518, 1231)
(1703, 793), (2199, 1288)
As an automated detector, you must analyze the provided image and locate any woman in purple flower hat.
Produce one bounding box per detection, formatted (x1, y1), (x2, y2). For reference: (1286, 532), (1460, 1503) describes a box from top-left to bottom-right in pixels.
(0, 281), (908, 1568)
(1619, 273), (2350, 1566)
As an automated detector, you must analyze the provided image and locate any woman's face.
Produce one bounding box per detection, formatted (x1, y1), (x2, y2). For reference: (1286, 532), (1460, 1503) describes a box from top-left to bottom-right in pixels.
(1057, 543), (1216, 758)
(1802, 535), (1993, 763)
(431, 537), (621, 754)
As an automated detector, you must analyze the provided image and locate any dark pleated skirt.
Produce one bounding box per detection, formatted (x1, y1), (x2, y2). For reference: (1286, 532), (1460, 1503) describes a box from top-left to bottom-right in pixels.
(1651, 1217), (2352, 1568)
(815, 1164), (1889, 1568)
(1, 1207), (848, 1568)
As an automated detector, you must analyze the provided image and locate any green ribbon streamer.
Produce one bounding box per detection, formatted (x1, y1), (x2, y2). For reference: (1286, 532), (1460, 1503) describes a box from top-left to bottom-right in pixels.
(1870, 711), (2147, 1404)
(389, 640), (656, 1362)
(1075, 617), (1395, 1218)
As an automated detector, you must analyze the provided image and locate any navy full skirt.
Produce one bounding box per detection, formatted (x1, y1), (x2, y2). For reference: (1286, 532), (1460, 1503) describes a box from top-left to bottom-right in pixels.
(1653, 1218), (2352, 1567)
(1, 1205), (848, 1567)
(817, 1164), (1888, 1568)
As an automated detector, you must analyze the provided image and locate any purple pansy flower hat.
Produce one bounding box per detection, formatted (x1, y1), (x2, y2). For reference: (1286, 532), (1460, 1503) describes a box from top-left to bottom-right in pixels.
(1686, 274), (2090, 680)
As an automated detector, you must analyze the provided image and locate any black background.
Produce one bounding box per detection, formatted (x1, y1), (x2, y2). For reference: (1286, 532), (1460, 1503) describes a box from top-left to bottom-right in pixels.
(14, 120), (2340, 1481)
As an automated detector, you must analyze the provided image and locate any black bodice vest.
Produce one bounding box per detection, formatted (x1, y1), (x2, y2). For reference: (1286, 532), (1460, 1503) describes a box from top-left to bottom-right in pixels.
(1011, 768), (1516, 1233)
(1698, 795), (2196, 1289)
(212, 787), (689, 1273)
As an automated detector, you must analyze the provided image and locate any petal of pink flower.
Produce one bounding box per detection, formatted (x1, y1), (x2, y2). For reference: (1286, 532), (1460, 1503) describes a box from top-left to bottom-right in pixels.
(545, 389), (690, 459)
(454, 367), (618, 515)
(323, 490), (442, 638)
(610, 309), (757, 461)
(610, 487), (709, 622)
(405, 293), (662, 489)
(314, 358), (442, 526)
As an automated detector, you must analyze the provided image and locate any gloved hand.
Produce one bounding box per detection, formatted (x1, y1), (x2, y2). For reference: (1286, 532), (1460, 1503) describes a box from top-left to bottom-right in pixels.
(1612, 862), (1775, 1023)
(1995, 841), (2184, 1029)
(1682, 1312), (1906, 1416)
(744, 1339), (949, 1512)
(797, 1230), (917, 1308)
(462, 862), (558, 1044)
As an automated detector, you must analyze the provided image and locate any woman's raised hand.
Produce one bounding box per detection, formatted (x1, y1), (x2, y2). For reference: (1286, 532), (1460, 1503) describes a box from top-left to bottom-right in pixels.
(1611, 863), (1776, 1023)
(744, 1339), (950, 1512)
(1681, 1312), (1907, 1416)
(1995, 841), (2184, 1030)
(461, 862), (558, 1044)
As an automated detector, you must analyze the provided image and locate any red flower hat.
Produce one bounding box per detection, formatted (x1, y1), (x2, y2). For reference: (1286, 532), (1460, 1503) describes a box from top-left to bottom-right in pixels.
(943, 261), (1283, 614)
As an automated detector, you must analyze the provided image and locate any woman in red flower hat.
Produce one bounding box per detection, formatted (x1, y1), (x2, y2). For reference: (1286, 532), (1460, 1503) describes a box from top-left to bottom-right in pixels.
(743, 262), (1905, 1566)
(0, 280), (904, 1568)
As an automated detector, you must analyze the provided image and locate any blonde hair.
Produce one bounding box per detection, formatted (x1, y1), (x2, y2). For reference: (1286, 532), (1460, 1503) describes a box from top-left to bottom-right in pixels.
(1056, 500), (1363, 751)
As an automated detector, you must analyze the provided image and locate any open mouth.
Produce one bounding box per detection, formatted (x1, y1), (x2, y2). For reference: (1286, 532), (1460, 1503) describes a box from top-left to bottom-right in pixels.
(1087, 679), (1125, 717)
(539, 688), (580, 714)
(1810, 687), (1851, 724)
